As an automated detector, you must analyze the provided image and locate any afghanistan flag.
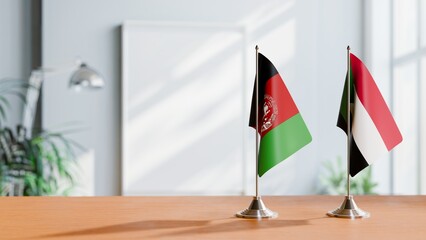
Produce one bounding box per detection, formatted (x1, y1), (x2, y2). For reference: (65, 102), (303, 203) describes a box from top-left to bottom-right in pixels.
(249, 53), (312, 177)
(337, 53), (403, 177)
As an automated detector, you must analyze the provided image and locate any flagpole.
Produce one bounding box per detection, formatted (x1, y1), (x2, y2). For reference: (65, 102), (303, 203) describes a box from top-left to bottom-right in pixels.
(236, 45), (277, 219)
(346, 46), (351, 197)
(326, 46), (369, 219)
(255, 45), (259, 198)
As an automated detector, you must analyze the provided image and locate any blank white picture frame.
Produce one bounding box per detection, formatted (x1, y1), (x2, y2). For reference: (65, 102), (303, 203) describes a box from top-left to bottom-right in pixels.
(121, 21), (248, 195)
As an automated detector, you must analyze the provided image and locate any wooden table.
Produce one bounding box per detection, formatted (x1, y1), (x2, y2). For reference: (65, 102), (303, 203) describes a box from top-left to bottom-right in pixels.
(1, 196), (425, 239)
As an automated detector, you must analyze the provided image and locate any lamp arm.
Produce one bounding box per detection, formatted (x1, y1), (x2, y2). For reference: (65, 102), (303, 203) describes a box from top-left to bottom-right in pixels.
(21, 60), (82, 136)
(21, 60), (104, 136)
(34, 59), (82, 75)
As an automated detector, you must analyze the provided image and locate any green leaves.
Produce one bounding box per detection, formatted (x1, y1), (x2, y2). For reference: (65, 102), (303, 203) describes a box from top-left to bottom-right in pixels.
(0, 78), (79, 196)
(0, 126), (79, 196)
(319, 156), (378, 195)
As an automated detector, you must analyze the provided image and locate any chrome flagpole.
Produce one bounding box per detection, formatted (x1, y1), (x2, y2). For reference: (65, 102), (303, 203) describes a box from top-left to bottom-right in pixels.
(236, 45), (277, 219)
(327, 46), (369, 219)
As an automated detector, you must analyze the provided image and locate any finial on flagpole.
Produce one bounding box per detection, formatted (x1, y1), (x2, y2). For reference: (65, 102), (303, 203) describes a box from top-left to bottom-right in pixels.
(347, 45), (351, 51)
(255, 45), (259, 50)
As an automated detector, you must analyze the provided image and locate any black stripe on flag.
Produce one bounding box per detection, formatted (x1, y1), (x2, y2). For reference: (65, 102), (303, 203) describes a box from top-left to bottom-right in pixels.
(349, 137), (369, 177)
(337, 112), (369, 177)
(249, 53), (279, 128)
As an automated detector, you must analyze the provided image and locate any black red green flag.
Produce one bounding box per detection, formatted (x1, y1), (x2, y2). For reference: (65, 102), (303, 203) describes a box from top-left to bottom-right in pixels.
(249, 53), (312, 177)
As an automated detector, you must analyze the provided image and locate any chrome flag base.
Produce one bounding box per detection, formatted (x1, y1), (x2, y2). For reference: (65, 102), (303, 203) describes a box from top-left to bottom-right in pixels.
(236, 196), (278, 219)
(327, 195), (370, 219)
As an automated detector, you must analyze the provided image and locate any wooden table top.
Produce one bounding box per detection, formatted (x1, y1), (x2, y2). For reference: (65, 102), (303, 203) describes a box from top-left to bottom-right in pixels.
(1, 195), (425, 239)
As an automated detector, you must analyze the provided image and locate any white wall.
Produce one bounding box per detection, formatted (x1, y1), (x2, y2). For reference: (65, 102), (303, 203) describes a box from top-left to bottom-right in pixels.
(0, 0), (32, 127)
(42, 0), (363, 195)
(315, 1), (364, 190)
(364, 0), (393, 194)
(365, 0), (425, 195)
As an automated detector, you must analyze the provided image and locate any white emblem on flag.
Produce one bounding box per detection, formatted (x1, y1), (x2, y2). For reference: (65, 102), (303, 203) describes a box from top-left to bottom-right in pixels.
(261, 94), (278, 133)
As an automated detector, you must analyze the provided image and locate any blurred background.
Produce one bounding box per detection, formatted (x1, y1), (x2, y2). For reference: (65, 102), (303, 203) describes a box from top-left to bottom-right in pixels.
(0, 0), (424, 196)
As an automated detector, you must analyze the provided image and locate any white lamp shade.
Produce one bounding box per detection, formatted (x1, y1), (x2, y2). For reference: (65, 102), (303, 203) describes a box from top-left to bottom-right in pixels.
(69, 63), (104, 90)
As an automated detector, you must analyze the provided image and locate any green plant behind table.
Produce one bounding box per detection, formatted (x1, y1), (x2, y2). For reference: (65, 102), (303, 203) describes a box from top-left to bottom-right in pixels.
(0, 78), (81, 196)
(0, 125), (82, 196)
(319, 156), (378, 195)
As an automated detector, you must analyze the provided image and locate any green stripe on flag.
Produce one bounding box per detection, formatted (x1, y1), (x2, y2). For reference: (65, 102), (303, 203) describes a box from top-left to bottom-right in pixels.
(258, 113), (312, 176)
(339, 69), (355, 123)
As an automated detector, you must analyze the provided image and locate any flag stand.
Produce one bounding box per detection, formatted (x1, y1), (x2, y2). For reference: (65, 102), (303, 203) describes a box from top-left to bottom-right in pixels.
(326, 46), (369, 219)
(236, 196), (277, 218)
(236, 45), (277, 219)
(327, 195), (369, 218)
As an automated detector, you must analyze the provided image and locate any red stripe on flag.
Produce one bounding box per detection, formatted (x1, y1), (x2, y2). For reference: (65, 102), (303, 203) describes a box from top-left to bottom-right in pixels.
(351, 53), (403, 150)
(261, 73), (299, 137)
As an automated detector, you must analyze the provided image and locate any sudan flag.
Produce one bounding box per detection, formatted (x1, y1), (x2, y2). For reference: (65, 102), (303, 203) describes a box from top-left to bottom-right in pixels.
(249, 53), (312, 177)
(337, 53), (403, 177)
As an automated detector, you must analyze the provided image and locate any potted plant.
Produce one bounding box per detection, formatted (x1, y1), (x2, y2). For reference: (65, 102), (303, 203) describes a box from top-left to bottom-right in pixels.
(0, 79), (80, 196)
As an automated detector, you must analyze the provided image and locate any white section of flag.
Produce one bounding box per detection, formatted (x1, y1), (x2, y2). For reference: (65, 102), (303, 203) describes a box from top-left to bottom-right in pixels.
(352, 93), (389, 165)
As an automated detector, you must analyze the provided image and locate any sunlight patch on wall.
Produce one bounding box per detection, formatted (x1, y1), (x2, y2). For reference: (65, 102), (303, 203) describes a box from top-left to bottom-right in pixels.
(240, 0), (294, 31)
